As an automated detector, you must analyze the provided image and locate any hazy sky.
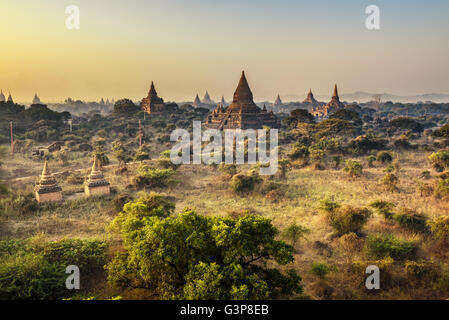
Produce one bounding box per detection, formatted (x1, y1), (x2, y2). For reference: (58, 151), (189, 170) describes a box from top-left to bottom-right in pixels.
(1, 0), (449, 103)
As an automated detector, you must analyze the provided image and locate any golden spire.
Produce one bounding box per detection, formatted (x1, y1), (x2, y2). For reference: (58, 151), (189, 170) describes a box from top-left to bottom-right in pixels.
(41, 159), (50, 177)
(333, 84), (338, 98)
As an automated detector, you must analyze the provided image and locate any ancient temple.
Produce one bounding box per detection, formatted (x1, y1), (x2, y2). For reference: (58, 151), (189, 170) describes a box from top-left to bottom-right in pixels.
(7, 92), (13, 103)
(34, 160), (62, 203)
(274, 94), (283, 107)
(193, 94), (201, 107)
(202, 91), (214, 105)
(32, 93), (41, 104)
(141, 81), (169, 115)
(84, 156), (110, 196)
(303, 89), (319, 105)
(0, 90), (5, 102)
(311, 84), (345, 118)
(204, 71), (280, 130)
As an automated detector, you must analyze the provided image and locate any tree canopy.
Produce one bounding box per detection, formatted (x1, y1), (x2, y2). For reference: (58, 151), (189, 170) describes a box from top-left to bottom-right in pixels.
(106, 193), (302, 299)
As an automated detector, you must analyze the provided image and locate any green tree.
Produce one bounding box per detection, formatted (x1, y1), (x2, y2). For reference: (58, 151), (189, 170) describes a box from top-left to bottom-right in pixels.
(282, 223), (310, 247)
(106, 209), (302, 300)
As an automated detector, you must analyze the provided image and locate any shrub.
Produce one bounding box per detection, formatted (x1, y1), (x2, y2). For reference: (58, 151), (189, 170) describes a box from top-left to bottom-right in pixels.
(427, 216), (449, 241)
(434, 179), (449, 199)
(0, 238), (107, 300)
(393, 208), (429, 233)
(133, 165), (176, 189)
(429, 150), (449, 172)
(310, 263), (337, 280)
(404, 260), (438, 281)
(377, 151), (393, 164)
(344, 160), (363, 177)
(230, 172), (262, 194)
(327, 206), (372, 236)
(381, 173), (399, 192)
(365, 234), (416, 260)
(367, 155), (376, 168)
(319, 199), (340, 212)
(369, 200), (396, 219)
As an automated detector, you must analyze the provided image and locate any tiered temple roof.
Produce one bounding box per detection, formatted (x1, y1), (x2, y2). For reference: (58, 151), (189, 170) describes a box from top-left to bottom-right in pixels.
(303, 89), (319, 105)
(85, 156), (110, 188)
(204, 71), (280, 130)
(141, 81), (168, 115)
(34, 160), (62, 195)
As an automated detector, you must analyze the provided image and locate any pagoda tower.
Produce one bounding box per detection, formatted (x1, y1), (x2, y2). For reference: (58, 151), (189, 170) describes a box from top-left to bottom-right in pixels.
(7, 92), (13, 103)
(34, 160), (62, 203)
(84, 156), (110, 196)
(32, 93), (41, 104)
(274, 94), (283, 107)
(193, 94), (201, 107)
(0, 90), (5, 102)
(140, 81), (168, 115)
(202, 91), (214, 105)
(303, 89), (319, 105)
(204, 71), (280, 130)
(326, 84), (345, 110)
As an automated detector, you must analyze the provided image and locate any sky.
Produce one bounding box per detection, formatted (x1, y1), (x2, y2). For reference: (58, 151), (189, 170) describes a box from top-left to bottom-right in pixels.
(1, 0), (449, 103)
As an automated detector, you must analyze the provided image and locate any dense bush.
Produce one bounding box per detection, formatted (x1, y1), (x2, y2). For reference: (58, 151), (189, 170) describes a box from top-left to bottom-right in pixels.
(0, 238), (107, 300)
(369, 200), (396, 219)
(365, 234), (416, 260)
(393, 208), (429, 233)
(377, 151), (393, 164)
(133, 165), (176, 189)
(429, 150), (449, 172)
(427, 216), (449, 241)
(230, 171), (262, 194)
(344, 160), (363, 177)
(348, 135), (387, 155)
(327, 206), (371, 236)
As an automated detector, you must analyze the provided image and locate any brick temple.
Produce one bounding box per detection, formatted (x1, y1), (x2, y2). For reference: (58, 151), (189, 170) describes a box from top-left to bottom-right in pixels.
(204, 71), (280, 130)
(141, 81), (175, 115)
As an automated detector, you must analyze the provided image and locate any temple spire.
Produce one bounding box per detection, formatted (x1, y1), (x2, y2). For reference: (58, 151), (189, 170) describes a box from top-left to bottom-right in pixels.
(149, 81), (157, 95)
(42, 159), (50, 177)
(333, 84), (338, 98)
(233, 70), (254, 103)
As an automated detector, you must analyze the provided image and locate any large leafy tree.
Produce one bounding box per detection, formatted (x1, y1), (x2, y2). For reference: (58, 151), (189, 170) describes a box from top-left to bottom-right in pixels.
(106, 193), (302, 299)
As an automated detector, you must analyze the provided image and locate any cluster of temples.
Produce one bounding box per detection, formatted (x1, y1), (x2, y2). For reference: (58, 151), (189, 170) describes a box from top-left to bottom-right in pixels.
(34, 156), (110, 203)
(204, 71), (280, 130)
(309, 84), (345, 117)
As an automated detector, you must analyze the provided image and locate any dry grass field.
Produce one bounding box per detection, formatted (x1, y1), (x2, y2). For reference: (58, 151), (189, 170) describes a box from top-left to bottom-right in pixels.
(2, 145), (448, 299)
